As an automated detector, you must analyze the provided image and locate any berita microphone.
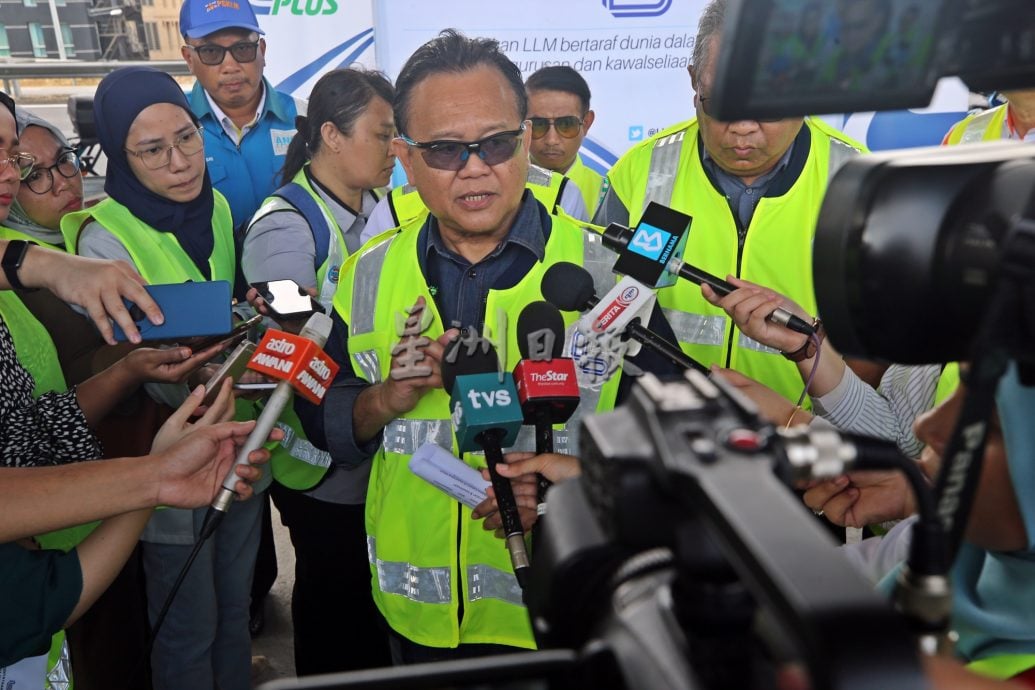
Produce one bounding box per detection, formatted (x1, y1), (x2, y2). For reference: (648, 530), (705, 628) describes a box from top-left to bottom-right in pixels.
(441, 340), (531, 588)
(200, 312), (336, 540)
(541, 262), (709, 375)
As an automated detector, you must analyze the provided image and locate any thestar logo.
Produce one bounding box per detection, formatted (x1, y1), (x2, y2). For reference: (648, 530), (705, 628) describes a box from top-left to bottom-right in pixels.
(592, 285), (639, 333)
(466, 388), (513, 409)
(531, 371), (570, 384)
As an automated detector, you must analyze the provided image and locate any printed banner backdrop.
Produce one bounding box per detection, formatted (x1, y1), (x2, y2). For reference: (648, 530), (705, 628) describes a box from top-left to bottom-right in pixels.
(255, 0), (970, 175)
(251, 0), (376, 98)
(374, 0), (706, 176)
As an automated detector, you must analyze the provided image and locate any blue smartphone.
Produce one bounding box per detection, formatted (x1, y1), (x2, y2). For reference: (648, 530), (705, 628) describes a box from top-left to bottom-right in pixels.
(112, 280), (234, 342)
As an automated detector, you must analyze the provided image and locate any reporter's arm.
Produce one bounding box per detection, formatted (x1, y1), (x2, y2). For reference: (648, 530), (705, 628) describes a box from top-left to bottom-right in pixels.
(9, 240), (162, 345)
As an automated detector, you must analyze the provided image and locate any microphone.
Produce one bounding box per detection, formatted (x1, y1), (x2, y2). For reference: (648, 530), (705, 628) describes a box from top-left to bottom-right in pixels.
(513, 302), (580, 527)
(541, 262), (709, 376)
(601, 201), (816, 336)
(200, 312), (337, 540)
(441, 341), (531, 589)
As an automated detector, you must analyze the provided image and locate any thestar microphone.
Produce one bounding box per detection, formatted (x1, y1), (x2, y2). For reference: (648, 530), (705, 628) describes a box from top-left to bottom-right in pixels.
(541, 262), (709, 375)
(601, 201), (816, 336)
(513, 302), (580, 528)
(441, 341), (531, 589)
(200, 312), (337, 540)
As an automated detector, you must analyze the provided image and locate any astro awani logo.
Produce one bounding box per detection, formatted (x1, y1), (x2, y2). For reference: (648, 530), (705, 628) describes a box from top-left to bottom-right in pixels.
(602, 0), (672, 18)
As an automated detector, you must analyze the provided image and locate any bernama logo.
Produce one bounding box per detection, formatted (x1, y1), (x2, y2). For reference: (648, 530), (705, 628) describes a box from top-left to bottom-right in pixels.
(602, 0), (672, 19)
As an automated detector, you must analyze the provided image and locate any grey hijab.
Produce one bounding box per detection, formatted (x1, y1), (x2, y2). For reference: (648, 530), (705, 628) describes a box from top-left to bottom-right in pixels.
(7, 109), (77, 247)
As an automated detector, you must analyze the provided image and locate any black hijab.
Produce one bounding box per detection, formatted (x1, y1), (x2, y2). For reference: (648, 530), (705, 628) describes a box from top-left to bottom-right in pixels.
(94, 67), (215, 278)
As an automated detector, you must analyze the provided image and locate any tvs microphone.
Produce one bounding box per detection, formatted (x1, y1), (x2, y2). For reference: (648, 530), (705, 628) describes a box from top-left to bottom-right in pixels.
(601, 201), (816, 336)
(441, 341), (531, 588)
(541, 262), (709, 375)
(200, 312), (337, 540)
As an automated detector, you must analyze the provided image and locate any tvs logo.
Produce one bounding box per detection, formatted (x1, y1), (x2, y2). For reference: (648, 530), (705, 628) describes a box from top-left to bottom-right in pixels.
(602, 0), (672, 18)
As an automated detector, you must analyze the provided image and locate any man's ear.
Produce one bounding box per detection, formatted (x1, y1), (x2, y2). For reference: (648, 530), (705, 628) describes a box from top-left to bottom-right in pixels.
(582, 109), (595, 134)
(392, 138), (416, 183)
(181, 44), (196, 75)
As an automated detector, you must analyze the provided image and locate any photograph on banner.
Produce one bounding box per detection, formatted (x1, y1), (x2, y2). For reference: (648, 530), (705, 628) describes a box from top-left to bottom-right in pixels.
(252, 0), (376, 97)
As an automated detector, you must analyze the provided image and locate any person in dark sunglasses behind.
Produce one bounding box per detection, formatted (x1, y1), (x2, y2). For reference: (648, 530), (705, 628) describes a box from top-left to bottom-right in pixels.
(178, 0), (307, 232)
(525, 65), (603, 215)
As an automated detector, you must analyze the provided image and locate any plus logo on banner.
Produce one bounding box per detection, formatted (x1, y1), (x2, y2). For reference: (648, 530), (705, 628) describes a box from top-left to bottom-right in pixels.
(602, 0), (672, 18)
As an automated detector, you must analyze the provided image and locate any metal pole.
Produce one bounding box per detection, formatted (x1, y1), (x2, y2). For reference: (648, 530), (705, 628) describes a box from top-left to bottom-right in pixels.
(47, 0), (68, 60)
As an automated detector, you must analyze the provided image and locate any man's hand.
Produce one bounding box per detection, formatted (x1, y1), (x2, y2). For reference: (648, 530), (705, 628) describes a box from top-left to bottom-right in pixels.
(701, 276), (811, 354)
(801, 471), (915, 528)
(378, 328), (459, 418)
(23, 248), (163, 345)
(494, 451), (583, 484)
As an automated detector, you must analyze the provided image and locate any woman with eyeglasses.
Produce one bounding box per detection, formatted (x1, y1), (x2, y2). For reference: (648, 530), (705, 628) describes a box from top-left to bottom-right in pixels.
(240, 66), (395, 676)
(59, 67), (259, 690)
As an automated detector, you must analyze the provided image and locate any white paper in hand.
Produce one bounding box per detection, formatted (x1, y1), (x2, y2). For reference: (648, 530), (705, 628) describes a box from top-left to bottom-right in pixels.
(409, 442), (492, 509)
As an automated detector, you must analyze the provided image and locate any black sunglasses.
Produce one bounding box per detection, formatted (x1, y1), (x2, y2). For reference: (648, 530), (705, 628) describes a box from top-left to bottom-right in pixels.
(698, 96), (782, 123)
(397, 124), (526, 171)
(186, 40), (260, 66)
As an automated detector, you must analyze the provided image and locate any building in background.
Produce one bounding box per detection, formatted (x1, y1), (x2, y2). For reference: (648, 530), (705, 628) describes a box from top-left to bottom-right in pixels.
(0, 0), (103, 60)
(140, 0), (180, 60)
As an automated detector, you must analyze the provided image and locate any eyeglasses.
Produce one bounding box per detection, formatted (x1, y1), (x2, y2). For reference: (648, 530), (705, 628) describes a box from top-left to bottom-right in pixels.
(529, 116), (583, 139)
(698, 96), (782, 123)
(0, 150), (37, 181)
(185, 40), (260, 66)
(125, 127), (205, 170)
(397, 124), (526, 171)
(24, 149), (80, 194)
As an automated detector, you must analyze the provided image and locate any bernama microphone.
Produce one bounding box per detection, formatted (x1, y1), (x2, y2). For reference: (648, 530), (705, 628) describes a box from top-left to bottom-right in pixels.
(200, 312), (337, 540)
(601, 201), (816, 336)
(441, 341), (531, 589)
(541, 262), (709, 375)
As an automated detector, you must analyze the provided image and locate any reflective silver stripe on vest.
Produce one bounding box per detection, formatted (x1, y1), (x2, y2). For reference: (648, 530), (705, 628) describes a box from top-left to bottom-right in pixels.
(738, 332), (781, 354)
(827, 138), (860, 182)
(383, 418), (454, 455)
(368, 536), (451, 604)
(468, 563), (524, 606)
(662, 308), (726, 347)
(643, 130), (686, 212)
(275, 422), (332, 468)
(959, 109), (1000, 144)
(526, 164), (553, 187)
(47, 639), (72, 689)
(353, 349), (382, 384)
(351, 234), (396, 336)
(582, 232), (617, 300)
(510, 424), (572, 456)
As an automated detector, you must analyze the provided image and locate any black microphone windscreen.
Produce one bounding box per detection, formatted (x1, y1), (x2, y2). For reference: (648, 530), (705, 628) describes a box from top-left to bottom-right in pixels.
(516, 301), (565, 359)
(440, 338), (499, 392)
(541, 262), (595, 312)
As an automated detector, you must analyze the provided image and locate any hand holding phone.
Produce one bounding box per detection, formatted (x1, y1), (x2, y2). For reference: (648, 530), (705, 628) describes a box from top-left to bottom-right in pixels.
(202, 341), (257, 406)
(112, 281), (233, 343)
(250, 279), (324, 321)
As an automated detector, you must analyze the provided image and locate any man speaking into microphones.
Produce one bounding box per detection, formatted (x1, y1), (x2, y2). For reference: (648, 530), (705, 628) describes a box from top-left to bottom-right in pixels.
(291, 30), (687, 664)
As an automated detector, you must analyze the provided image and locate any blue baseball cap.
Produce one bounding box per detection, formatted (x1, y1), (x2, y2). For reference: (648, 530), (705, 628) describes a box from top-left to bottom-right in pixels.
(179, 0), (265, 39)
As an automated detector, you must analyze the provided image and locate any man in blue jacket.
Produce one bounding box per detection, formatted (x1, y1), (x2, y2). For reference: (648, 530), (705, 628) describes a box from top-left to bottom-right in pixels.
(179, 0), (306, 230)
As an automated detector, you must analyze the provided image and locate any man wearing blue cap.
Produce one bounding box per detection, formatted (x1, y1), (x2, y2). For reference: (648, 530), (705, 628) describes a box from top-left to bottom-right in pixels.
(179, 0), (306, 230)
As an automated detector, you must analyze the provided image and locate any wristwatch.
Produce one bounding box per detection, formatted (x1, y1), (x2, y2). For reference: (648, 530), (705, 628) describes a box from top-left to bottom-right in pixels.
(2, 239), (37, 291)
(781, 318), (826, 362)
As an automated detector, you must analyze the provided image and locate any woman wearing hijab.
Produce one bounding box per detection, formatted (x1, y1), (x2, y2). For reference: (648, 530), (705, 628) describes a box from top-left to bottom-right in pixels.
(7, 109), (83, 249)
(60, 67), (259, 690)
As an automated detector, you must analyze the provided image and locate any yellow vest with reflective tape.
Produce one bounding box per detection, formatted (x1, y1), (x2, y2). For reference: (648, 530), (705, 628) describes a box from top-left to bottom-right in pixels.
(943, 104), (1009, 145)
(334, 213), (619, 648)
(604, 117), (863, 403)
(386, 164), (567, 229)
(564, 155), (605, 217)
